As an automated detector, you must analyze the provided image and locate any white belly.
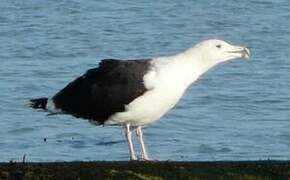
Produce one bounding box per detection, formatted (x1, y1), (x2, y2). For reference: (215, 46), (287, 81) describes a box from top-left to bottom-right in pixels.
(105, 57), (197, 126)
(106, 86), (185, 126)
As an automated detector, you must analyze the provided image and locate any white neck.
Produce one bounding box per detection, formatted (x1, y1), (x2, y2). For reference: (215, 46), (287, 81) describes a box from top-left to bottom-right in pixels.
(170, 48), (218, 87)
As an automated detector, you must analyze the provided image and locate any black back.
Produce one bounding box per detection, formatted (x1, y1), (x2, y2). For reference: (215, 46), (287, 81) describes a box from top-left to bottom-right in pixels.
(52, 59), (151, 124)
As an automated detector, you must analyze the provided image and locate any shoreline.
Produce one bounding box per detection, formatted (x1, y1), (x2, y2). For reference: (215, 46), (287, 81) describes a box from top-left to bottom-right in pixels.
(1, 160), (290, 179)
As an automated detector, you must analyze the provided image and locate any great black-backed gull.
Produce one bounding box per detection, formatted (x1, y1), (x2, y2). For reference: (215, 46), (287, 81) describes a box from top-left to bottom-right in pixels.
(29, 39), (250, 160)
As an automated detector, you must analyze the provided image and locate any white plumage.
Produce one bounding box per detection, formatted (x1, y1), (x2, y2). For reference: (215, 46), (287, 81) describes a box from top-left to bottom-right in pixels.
(106, 39), (249, 160)
(107, 39), (250, 127)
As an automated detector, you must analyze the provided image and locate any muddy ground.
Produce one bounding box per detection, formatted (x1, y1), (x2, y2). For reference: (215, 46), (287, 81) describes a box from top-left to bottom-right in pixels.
(0, 160), (290, 180)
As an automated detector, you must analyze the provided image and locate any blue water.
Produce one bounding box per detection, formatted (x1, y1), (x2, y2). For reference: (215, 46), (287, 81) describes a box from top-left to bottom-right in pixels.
(1, 0), (290, 162)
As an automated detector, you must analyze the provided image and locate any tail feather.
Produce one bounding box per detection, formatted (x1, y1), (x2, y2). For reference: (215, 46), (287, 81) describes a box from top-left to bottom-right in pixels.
(29, 98), (48, 109)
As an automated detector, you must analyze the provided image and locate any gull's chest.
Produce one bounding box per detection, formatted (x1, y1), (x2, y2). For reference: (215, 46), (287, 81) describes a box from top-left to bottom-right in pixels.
(120, 67), (189, 124)
(107, 59), (195, 126)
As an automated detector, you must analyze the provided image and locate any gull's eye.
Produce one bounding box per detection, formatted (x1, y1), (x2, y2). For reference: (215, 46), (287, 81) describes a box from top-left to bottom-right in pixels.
(216, 44), (222, 49)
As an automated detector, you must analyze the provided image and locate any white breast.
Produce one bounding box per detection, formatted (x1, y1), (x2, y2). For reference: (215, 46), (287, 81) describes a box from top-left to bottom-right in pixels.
(106, 57), (195, 126)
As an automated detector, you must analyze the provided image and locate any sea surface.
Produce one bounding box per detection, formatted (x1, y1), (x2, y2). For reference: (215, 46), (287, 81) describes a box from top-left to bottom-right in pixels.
(1, 0), (290, 162)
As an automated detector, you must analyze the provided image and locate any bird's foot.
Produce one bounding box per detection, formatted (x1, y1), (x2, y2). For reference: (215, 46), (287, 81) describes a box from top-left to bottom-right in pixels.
(138, 156), (157, 161)
(130, 155), (138, 161)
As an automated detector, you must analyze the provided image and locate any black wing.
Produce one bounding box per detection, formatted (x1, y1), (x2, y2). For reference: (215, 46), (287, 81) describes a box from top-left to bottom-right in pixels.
(52, 59), (151, 124)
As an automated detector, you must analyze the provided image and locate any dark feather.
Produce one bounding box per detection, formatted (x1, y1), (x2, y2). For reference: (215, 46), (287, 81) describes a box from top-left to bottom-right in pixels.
(52, 59), (151, 124)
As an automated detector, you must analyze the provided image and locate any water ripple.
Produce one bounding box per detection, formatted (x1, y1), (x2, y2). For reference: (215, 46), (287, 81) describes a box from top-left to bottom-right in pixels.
(1, 0), (290, 162)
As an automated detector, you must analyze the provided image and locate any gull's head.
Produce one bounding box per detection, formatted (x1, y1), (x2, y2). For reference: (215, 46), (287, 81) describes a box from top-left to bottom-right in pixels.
(194, 39), (250, 64)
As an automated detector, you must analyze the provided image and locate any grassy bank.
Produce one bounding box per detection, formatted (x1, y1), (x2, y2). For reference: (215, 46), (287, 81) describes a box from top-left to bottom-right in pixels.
(0, 161), (290, 180)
